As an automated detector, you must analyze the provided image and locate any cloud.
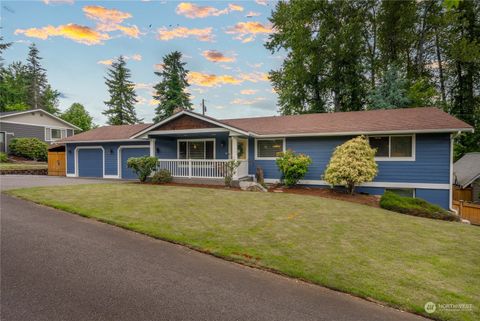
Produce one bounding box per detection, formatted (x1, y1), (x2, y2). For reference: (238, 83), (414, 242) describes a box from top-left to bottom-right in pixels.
(247, 62), (264, 68)
(15, 24), (110, 45)
(154, 63), (164, 71)
(255, 0), (268, 5)
(97, 54), (142, 65)
(202, 50), (235, 63)
(240, 89), (258, 95)
(43, 0), (74, 4)
(83, 5), (141, 38)
(188, 71), (242, 87)
(157, 26), (213, 42)
(240, 72), (269, 82)
(97, 59), (113, 65)
(176, 2), (243, 19)
(225, 21), (272, 42)
(245, 11), (261, 18)
(231, 97), (266, 105)
(228, 4), (244, 12)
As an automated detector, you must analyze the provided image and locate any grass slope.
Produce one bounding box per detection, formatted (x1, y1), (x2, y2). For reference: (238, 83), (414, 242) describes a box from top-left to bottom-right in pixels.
(8, 183), (480, 321)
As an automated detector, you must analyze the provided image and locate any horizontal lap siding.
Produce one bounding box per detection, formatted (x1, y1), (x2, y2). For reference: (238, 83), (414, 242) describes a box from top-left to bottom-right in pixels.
(1, 123), (46, 150)
(375, 134), (450, 184)
(416, 189), (450, 209)
(250, 134), (450, 185)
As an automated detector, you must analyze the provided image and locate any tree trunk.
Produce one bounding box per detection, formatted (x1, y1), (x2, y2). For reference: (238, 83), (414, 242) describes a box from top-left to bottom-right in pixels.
(347, 182), (355, 195)
(435, 31), (446, 104)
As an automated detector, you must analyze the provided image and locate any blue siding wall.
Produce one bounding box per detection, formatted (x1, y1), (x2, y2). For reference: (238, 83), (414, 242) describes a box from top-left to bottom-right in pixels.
(248, 133), (451, 185)
(416, 189), (450, 209)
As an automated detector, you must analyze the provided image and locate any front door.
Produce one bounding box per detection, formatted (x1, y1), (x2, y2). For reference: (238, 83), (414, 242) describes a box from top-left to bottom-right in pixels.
(0, 132), (6, 153)
(229, 138), (248, 160)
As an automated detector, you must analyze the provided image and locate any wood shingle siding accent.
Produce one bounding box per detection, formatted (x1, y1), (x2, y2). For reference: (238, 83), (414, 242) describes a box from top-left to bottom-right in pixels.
(154, 114), (220, 131)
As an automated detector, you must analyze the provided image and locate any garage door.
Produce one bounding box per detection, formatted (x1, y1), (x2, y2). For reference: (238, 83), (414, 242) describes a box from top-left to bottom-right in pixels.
(121, 147), (150, 179)
(77, 148), (103, 178)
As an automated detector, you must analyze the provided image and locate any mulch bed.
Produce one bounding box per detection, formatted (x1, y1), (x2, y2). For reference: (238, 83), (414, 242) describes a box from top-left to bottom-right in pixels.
(269, 185), (380, 208)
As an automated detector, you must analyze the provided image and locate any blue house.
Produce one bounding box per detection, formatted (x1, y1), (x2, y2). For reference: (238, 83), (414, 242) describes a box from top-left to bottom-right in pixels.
(61, 107), (473, 210)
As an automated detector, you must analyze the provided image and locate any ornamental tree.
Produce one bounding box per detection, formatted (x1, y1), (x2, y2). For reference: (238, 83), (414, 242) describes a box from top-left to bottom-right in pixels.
(323, 136), (378, 194)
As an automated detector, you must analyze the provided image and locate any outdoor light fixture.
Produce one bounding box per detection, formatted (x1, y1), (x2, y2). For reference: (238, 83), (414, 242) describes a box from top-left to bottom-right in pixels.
(221, 141), (225, 148)
(68, 149), (72, 154)
(156, 147), (160, 153)
(110, 148), (114, 154)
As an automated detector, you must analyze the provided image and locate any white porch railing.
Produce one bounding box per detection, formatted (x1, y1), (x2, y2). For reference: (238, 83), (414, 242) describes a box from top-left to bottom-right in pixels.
(157, 159), (248, 179)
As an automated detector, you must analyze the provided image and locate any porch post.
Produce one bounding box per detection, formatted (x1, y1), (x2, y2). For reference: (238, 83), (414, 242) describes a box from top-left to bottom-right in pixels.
(149, 138), (155, 157)
(231, 136), (238, 179)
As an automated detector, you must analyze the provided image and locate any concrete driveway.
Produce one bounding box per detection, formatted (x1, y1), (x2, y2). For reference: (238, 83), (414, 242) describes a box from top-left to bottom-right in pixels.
(0, 174), (120, 191)
(0, 191), (426, 321)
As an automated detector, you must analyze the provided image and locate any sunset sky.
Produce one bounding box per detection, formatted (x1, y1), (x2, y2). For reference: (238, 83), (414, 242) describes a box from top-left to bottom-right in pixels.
(1, 0), (282, 124)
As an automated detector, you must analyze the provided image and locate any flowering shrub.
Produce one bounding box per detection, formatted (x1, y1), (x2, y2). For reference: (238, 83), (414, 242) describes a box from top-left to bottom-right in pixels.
(276, 150), (312, 187)
(323, 136), (378, 194)
(126, 156), (157, 182)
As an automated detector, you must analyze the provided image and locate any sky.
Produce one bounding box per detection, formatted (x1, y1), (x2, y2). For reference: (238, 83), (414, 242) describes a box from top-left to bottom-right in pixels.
(1, 0), (283, 125)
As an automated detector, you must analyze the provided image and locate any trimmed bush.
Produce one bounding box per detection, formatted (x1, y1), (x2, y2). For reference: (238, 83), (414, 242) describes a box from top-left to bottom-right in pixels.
(0, 152), (8, 162)
(323, 136), (377, 194)
(380, 191), (460, 222)
(126, 156), (157, 182)
(151, 169), (173, 184)
(9, 138), (48, 161)
(276, 150), (312, 187)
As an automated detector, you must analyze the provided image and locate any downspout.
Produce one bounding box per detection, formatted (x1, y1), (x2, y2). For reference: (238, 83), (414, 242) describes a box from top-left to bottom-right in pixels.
(449, 131), (461, 212)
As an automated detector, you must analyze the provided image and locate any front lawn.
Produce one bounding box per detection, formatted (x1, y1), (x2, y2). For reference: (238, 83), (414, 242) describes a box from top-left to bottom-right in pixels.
(0, 162), (47, 170)
(8, 184), (479, 321)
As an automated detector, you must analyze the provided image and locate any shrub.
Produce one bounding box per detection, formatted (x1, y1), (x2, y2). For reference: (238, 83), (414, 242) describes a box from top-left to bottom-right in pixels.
(0, 152), (8, 163)
(151, 169), (173, 184)
(380, 191), (460, 222)
(276, 150), (312, 187)
(323, 136), (377, 194)
(126, 156), (157, 182)
(224, 160), (241, 187)
(9, 138), (48, 161)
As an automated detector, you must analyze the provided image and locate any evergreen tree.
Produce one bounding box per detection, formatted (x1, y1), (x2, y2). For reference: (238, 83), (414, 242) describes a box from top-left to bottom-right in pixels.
(61, 103), (95, 132)
(368, 66), (411, 109)
(0, 33), (12, 70)
(0, 62), (29, 111)
(103, 56), (142, 125)
(152, 51), (192, 122)
(26, 43), (47, 110)
(41, 84), (60, 114)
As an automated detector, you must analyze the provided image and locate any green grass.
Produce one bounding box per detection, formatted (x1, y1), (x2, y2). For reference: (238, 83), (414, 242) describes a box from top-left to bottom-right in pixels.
(7, 183), (480, 321)
(0, 162), (47, 170)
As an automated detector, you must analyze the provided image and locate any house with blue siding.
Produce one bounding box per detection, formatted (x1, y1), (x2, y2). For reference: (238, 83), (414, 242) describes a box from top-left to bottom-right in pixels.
(61, 107), (473, 210)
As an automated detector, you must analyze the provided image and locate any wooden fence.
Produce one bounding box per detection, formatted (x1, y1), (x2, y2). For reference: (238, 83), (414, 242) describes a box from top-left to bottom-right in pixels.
(453, 186), (473, 202)
(452, 200), (480, 226)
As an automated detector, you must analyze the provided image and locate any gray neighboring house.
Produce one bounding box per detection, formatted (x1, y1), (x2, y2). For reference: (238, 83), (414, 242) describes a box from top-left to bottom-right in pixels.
(453, 152), (480, 203)
(0, 109), (80, 154)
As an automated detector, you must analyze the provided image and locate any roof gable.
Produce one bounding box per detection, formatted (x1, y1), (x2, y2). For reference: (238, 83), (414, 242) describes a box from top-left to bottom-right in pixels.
(0, 109), (81, 130)
(453, 152), (480, 188)
(154, 114), (220, 131)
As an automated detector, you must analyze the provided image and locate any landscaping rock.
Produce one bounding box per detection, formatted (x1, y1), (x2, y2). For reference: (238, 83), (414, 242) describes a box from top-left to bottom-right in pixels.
(239, 181), (268, 192)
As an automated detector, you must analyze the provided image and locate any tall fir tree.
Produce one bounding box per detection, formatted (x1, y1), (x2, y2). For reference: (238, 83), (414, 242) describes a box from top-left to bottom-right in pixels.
(0, 33), (12, 70)
(103, 56), (142, 125)
(26, 43), (48, 110)
(153, 51), (192, 122)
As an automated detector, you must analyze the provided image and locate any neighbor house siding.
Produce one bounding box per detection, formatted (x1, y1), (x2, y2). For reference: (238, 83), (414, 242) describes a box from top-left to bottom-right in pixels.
(0, 122), (46, 150)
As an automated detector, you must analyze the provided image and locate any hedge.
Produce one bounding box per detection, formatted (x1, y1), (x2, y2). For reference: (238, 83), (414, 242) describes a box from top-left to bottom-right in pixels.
(380, 191), (460, 222)
(9, 138), (48, 161)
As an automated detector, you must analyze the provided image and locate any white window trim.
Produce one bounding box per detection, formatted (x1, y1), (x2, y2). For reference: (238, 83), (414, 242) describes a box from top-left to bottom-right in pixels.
(177, 138), (216, 160)
(255, 138), (286, 160)
(45, 127), (67, 142)
(117, 145), (150, 179)
(369, 134), (416, 161)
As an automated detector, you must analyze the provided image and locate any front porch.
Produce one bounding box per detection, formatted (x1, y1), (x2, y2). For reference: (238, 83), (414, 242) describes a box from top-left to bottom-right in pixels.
(157, 158), (249, 180)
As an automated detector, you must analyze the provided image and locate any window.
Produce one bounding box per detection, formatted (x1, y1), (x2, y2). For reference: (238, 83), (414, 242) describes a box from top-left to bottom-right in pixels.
(368, 135), (414, 160)
(256, 138), (285, 159)
(178, 139), (215, 159)
(45, 128), (66, 141)
(385, 188), (415, 198)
